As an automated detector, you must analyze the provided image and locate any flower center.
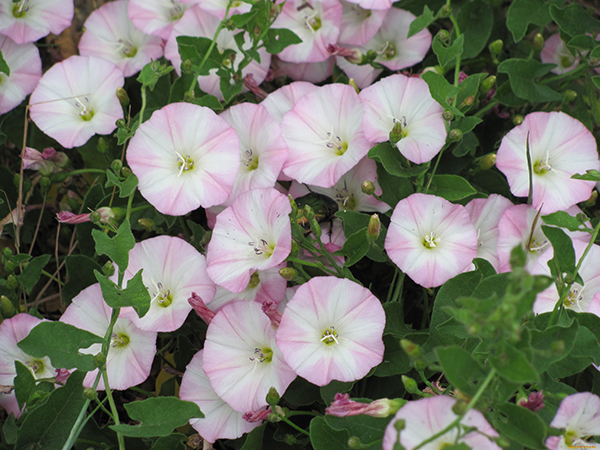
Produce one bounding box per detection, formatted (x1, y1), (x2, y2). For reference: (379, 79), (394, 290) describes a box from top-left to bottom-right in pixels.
(564, 430), (578, 446)
(318, 128), (348, 156)
(150, 281), (173, 308)
(299, 3), (322, 33)
(563, 283), (585, 311)
(527, 235), (549, 253)
(75, 97), (94, 121)
(247, 271), (260, 289)
(321, 326), (339, 346)
(12, 0), (29, 18)
(163, 0), (185, 20)
(111, 332), (130, 349)
(422, 232), (440, 249)
(243, 149), (259, 171)
(560, 55), (574, 69)
(379, 41), (397, 60)
(249, 347), (273, 363)
(117, 39), (138, 58)
(25, 358), (45, 375)
(248, 238), (275, 258)
(335, 187), (357, 211)
(175, 151), (195, 176)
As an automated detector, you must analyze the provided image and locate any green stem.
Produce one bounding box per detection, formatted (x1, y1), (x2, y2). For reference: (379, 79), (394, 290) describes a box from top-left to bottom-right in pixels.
(61, 169), (106, 177)
(540, 63), (588, 85)
(473, 99), (500, 118)
(423, 144), (447, 194)
(138, 84), (147, 128)
(125, 190), (135, 224)
(417, 369), (443, 395)
(193, 1), (233, 80)
(129, 386), (157, 398)
(277, 415), (310, 436)
(129, 204), (152, 214)
(286, 257), (340, 277)
(102, 368), (125, 450)
(386, 269), (399, 302)
(42, 270), (64, 286)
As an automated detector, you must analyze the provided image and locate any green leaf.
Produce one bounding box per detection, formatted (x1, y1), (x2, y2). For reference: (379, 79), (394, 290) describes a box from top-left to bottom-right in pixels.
(240, 424), (266, 450)
(177, 36), (221, 75)
(338, 228), (370, 267)
(105, 171), (139, 198)
(593, 76), (600, 90)
(489, 342), (539, 384)
(95, 269), (150, 318)
(229, 10), (257, 28)
(452, 116), (482, 134)
(455, 73), (487, 113)
(17, 254), (51, 295)
(426, 175), (477, 201)
(457, 0), (493, 59)
(549, 4), (600, 38)
(325, 415), (390, 450)
(567, 35), (597, 51)
(320, 380), (354, 405)
(309, 416), (348, 450)
(15, 371), (87, 450)
(335, 210), (388, 263)
(374, 162), (413, 209)
(110, 397), (203, 437)
(542, 211), (591, 233)
(150, 433), (187, 450)
(572, 169), (600, 181)
(264, 28), (303, 54)
(0, 50), (9, 76)
(436, 346), (488, 396)
(195, 94), (223, 111)
(498, 59), (562, 102)
(506, 0), (551, 42)
(495, 403), (547, 450)
(374, 332), (427, 377)
(408, 5), (434, 38)
(432, 34), (464, 69)
(542, 226), (577, 282)
(14, 361), (36, 410)
(368, 142), (429, 178)
(2, 413), (17, 445)
(548, 324), (600, 378)
(218, 69), (244, 103)
(421, 71), (463, 117)
(62, 255), (103, 305)
(92, 219), (135, 274)
(18, 321), (103, 372)
(137, 60), (174, 91)
(528, 315), (579, 373)
(452, 131), (479, 157)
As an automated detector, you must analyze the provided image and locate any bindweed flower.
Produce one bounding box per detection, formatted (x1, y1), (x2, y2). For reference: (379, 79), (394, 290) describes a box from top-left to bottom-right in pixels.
(128, 0), (193, 39)
(276, 277), (385, 386)
(496, 111), (600, 214)
(344, 0), (393, 9)
(79, 0), (164, 78)
(261, 81), (318, 124)
(202, 301), (296, 413)
(180, 349), (261, 443)
(338, 1), (386, 46)
(360, 74), (447, 164)
(29, 56), (125, 149)
(206, 188), (292, 293)
(517, 391), (544, 412)
(0, 314), (56, 418)
(326, 393), (404, 417)
(0, 35), (41, 115)
(0, 0), (73, 44)
(385, 194), (478, 288)
(541, 34), (579, 75)
(56, 207), (118, 225)
(22, 147), (68, 175)
(546, 392), (600, 450)
(383, 396), (501, 450)
(127, 102), (240, 216)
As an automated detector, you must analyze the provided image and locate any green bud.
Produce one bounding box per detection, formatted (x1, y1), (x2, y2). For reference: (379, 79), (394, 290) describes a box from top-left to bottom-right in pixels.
(121, 167), (132, 178)
(438, 4), (451, 17)
(496, 437), (511, 448)
(394, 419), (406, 431)
(97, 137), (110, 154)
(116, 118), (127, 129)
(532, 33), (545, 52)
(436, 29), (449, 42)
(512, 114), (524, 126)
(279, 267), (298, 281)
(290, 240), (300, 257)
(361, 180), (375, 195)
(365, 49), (378, 61)
(4, 260), (15, 273)
(89, 211), (102, 223)
(102, 261), (116, 277)
(266, 386), (280, 407)
(94, 352), (107, 370)
(442, 109), (454, 121)
(111, 159), (123, 175)
(488, 39), (503, 55)
(480, 75), (496, 93)
(401, 375), (419, 394)
(6, 274), (18, 290)
(225, 19), (236, 31)
(268, 413), (282, 422)
(389, 120), (404, 145)
(448, 129), (463, 141)
(414, 359), (427, 372)
(480, 153), (497, 170)
(582, 190), (598, 208)
(184, 89), (195, 103)
(348, 437), (362, 449)
(367, 214), (381, 241)
(116, 87), (129, 107)
(303, 204), (315, 222)
(310, 218), (322, 238)
(284, 435), (299, 445)
(0, 296), (15, 317)
(2, 247), (12, 258)
(83, 387), (96, 400)
(460, 95), (474, 107)
(452, 399), (468, 415)
(138, 218), (155, 231)
(51, 172), (69, 184)
(181, 59), (192, 72)
(400, 339), (424, 360)
(40, 176), (52, 190)
(564, 90), (577, 103)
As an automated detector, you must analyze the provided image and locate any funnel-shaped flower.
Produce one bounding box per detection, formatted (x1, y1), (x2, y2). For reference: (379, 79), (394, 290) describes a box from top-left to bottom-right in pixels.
(338, 1), (386, 46)
(0, 0), (73, 44)
(261, 81), (318, 124)
(202, 301), (296, 413)
(128, 0), (192, 39)
(385, 193), (478, 288)
(547, 393), (600, 450)
(496, 111), (600, 214)
(127, 102), (240, 216)
(29, 55), (124, 149)
(276, 277), (385, 386)
(541, 34), (579, 75)
(206, 188), (292, 293)
(0, 35), (41, 115)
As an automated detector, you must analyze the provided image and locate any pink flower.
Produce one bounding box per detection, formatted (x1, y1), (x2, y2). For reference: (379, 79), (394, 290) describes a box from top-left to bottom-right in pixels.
(541, 34), (579, 75)
(496, 111), (600, 214)
(29, 56), (124, 149)
(126, 102), (240, 216)
(79, 0), (164, 78)
(0, 314), (56, 417)
(56, 207), (117, 225)
(202, 301), (297, 413)
(206, 188), (292, 293)
(276, 277), (385, 386)
(197, 0), (251, 19)
(261, 81), (318, 124)
(338, 1), (386, 46)
(22, 147), (68, 175)
(60, 284), (157, 391)
(360, 74), (447, 164)
(326, 393), (403, 417)
(180, 350), (261, 443)
(383, 396), (501, 450)
(335, 56), (382, 89)
(274, 57), (336, 84)
(127, 0), (191, 39)
(0, 0), (73, 44)
(547, 393), (600, 450)
(344, 0), (392, 9)
(281, 83), (372, 188)
(385, 193), (478, 288)
(0, 35), (41, 115)
(517, 391), (544, 412)
(118, 236), (216, 332)
(272, 0), (342, 63)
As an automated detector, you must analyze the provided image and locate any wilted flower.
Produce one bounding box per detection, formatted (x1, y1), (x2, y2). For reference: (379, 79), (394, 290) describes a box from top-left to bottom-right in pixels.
(326, 393), (404, 417)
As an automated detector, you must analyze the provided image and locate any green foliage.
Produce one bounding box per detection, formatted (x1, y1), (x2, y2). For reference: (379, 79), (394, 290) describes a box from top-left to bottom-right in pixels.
(408, 6), (435, 38)
(0, 50), (9, 76)
(95, 268), (150, 318)
(426, 175), (477, 201)
(432, 34), (464, 69)
(264, 29), (303, 54)
(92, 219), (135, 275)
(498, 59), (562, 102)
(309, 417), (349, 450)
(17, 254), (50, 295)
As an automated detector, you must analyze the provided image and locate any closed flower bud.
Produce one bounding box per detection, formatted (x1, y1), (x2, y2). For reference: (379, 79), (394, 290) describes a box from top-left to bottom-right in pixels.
(116, 87), (129, 107)
(564, 90), (577, 103)
(436, 29), (450, 42)
(181, 59), (192, 72)
(97, 137), (110, 154)
(0, 296), (15, 317)
(184, 89), (195, 103)
(389, 120), (404, 144)
(138, 218), (154, 231)
(2, 248), (12, 258)
(6, 274), (18, 290)
(40, 177), (52, 190)
(111, 159), (123, 174)
(361, 180), (375, 195)
(488, 39), (503, 55)
(480, 153), (497, 170)
(102, 261), (116, 277)
(121, 167), (132, 178)
(460, 95), (474, 107)
(448, 129), (463, 141)
(266, 386), (280, 407)
(532, 33), (545, 52)
(116, 118), (127, 129)
(367, 214), (381, 241)
(452, 399), (468, 415)
(401, 375), (420, 394)
(400, 339), (423, 360)
(394, 418), (406, 431)
(442, 109), (454, 121)
(348, 437), (362, 449)
(83, 387), (96, 400)
(438, 4), (451, 17)
(94, 352), (107, 370)
(480, 75), (496, 93)
(4, 260), (15, 273)
(279, 267), (297, 281)
(512, 114), (524, 126)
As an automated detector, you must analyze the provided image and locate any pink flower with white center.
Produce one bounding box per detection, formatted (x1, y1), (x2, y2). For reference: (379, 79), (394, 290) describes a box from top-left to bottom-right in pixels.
(206, 187), (292, 293)
(276, 277), (385, 386)
(272, 0), (342, 63)
(60, 284), (157, 391)
(345, 0), (392, 9)
(465, 194), (514, 272)
(546, 393), (600, 450)
(274, 56), (336, 84)
(0, 314), (56, 418)
(126, 102), (240, 216)
(261, 81), (318, 124)
(197, 0), (251, 19)
(281, 83), (371, 188)
(207, 265), (287, 312)
(338, 0), (386, 46)
(385, 193), (478, 288)
(29, 56), (124, 149)
(0, 35), (41, 115)
(220, 103), (289, 204)
(360, 74), (447, 164)
(531, 240), (600, 315)
(383, 396), (501, 450)
(202, 301), (296, 413)
(180, 350), (261, 443)
(118, 235), (216, 332)
(165, 6), (270, 101)
(496, 111), (600, 214)
(78, 0), (164, 78)
(0, 0), (73, 44)
(541, 34), (579, 75)
(128, 0), (194, 40)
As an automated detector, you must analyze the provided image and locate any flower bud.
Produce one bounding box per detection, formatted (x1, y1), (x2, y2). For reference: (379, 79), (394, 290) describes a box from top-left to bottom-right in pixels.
(414, 359), (427, 372)
(480, 75), (496, 93)
(266, 386), (280, 407)
(488, 39), (503, 55)
(438, 4), (451, 17)
(40, 176), (52, 190)
(348, 437), (362, 449)
(4, 260), (15, 273)
(94, 352), (107, 370)
(480, 153), (496, 170)
(116, 118), (127, 129)
(116, 87), (130, 107)
(442, 109), (454, 121)
(436, 29), (449, 42)
(448, 129), (463, 141)
(6, 275), (18, 290)
(284, 435), (299, 445)
(389, 120), (404, 144)
(2, 248), (12, 258)
(102, 261), (116, 277)
(400, 339), (424, 360)
(361, 180), (375, 195)
(460, 95), (474, 107)
(138, 218), (155, 231)
(452, 399), (468, 415)
(181, 59), (192, 72)
(0, 296), (15, 317)
(367, 214), (381, 241)
(394, 419), (406, 431)
(532, 33), (545, 52)
(83, 387), (96, 400)
(512, 114), (524, 126)
(121, 167), (132, 178)
(310, 218), (322, 238)
(111, 159), (123, 175)
(302, 204), (315, 222)
(279, 267), (297, 281)
(349, 78), (360, 94)
(365, 49), (378, 62)
(97, 137), (110, 154)
(184, 89), (195, 103)
(401, 375), (420, 394)
(564, 90), (577, 103)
